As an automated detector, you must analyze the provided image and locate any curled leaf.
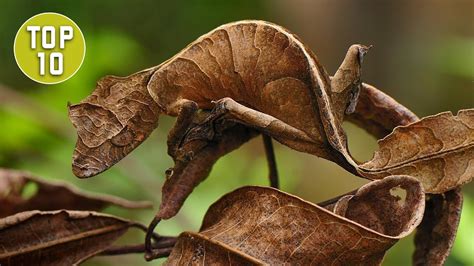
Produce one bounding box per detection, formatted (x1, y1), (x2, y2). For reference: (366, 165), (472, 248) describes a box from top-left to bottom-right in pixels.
(413, 188), (463, 266)
(0, 210), (137, 265)
(166, 176), (425, 265)
(0, 168), (151, 218)
(331, 175), (425, 237)
(360, 109), (474, 193)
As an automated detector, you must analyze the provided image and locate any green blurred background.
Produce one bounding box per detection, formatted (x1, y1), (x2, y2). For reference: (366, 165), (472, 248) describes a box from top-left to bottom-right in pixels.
(1, 1), (473, 265)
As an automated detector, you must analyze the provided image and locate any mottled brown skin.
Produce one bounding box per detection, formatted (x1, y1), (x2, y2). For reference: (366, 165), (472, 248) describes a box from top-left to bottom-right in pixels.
(69, 20), (370, 178)
(69, 69), (161, 178)
(160, 121), (257, 220)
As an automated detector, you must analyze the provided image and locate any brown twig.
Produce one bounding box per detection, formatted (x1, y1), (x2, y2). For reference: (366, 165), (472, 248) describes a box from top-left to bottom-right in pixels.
(263, 134), (279, 189)
(132, 223), (163, 242)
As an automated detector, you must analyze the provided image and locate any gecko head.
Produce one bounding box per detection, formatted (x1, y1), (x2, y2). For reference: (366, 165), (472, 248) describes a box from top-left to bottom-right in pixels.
(68, 69), (160, 178)
(351, 44), (372, 64)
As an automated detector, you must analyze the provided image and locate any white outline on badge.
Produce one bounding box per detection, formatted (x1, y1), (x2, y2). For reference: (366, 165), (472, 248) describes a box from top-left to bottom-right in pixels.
(13, 12), (86, 85)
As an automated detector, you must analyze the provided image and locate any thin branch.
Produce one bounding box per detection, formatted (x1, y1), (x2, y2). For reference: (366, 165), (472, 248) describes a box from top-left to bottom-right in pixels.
(100, 236), (177, 256)
(132, 223), (163, 242)
(101, 245), (174, 257)
(263, 134), (279, 189)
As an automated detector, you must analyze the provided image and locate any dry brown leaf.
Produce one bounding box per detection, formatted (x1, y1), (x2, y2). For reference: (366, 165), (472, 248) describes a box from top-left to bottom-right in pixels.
(413, 188), (463, 266)
(0, 168), (151, 218)
(331, 176), (425, 236)
(0, 210), (137, 265)
(166, 176), (424, 265)
(359, 109), (474, 193)
(164, 232), (263, 265)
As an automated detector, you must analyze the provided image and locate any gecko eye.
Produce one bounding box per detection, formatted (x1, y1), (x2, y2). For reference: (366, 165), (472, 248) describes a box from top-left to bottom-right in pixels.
(357, 44), (373, 64)
(165, 168), (174, 178)
(111, 127), (134, 146)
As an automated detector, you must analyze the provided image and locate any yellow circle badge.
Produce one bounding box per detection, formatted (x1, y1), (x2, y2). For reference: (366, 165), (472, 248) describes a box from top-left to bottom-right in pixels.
(14, 13), (85, 84)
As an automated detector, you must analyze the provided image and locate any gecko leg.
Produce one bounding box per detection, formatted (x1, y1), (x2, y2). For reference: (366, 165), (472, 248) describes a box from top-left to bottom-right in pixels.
(172, 99), (283, 189)
(167, 100), (199, 158)
(263, 134), (279, 189)
(212, 97), (316, 144)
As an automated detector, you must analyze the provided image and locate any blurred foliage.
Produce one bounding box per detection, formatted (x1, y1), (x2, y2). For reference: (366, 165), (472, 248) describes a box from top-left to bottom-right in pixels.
(0, 1), (472, 265)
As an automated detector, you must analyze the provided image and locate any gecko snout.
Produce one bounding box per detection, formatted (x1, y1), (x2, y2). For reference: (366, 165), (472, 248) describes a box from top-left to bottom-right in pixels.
(71, 144), (109, 178)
